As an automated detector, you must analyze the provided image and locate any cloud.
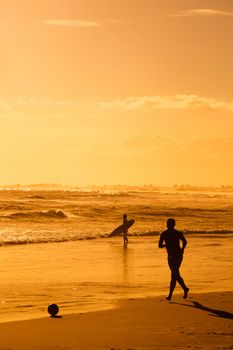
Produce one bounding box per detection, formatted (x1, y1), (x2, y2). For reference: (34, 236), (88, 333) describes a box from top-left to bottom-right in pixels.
(0, 99), (10, 110)
(17, 96), (72, 107)
(96, 94), (233, 112)
(3, 94), (233, 115)
(167, 8), (233, 18)
(81, 134), (233, 184)
(43, 19), (100, 27)
(123, 135), (233, 170)
(13, 97), (104, 120)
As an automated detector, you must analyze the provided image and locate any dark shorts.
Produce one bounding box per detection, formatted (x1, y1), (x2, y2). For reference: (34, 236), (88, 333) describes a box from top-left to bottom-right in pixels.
(168, 253), (183, 271)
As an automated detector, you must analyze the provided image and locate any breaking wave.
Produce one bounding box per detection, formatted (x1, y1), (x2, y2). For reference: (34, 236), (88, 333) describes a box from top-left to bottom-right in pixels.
(5, 210), (67, 220)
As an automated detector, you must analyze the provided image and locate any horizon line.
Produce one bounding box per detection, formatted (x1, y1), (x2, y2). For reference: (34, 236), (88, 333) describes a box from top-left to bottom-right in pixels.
(0, 183), (233, 189)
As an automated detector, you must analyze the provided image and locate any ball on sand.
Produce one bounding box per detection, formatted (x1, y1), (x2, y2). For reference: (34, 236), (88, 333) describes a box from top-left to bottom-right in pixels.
(48, 303), (59, 317)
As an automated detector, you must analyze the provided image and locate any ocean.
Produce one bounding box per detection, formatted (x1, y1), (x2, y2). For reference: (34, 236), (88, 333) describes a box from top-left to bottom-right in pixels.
(0, 186), (232, 322)
(1, 185), (233, 244)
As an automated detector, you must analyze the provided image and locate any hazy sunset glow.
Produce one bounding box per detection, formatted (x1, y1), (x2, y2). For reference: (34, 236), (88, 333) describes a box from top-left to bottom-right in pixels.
(1, 0), (233, 186)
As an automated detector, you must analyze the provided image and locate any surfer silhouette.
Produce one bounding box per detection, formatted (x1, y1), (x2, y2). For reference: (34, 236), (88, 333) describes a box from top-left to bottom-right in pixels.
(109, 214), (135, 243)
(158, 218), (189, 301)
(123, 214), (129, 245)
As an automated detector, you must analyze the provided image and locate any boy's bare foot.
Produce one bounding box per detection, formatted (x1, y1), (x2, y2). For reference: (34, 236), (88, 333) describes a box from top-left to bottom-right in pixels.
(183, 288), (189, 299)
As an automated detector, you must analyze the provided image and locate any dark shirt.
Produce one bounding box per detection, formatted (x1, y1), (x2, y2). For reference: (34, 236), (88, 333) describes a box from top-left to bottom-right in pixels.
(159, 229), (187, 257)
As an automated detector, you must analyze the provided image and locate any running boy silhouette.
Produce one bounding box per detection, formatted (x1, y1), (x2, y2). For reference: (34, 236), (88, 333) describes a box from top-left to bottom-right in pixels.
(158, 218), (189, 301)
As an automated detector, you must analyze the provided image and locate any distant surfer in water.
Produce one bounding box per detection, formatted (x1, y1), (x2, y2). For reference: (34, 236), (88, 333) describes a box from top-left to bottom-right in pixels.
(158, 218), (189, 301)
(123, 214), (129, 245)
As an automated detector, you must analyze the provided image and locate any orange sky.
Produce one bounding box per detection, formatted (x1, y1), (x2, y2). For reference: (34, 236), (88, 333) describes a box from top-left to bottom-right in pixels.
(0, 0), (233, 186)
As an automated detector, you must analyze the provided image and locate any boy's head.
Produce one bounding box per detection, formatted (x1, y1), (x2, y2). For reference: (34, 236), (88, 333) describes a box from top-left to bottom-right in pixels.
(167, 218), (176, 229)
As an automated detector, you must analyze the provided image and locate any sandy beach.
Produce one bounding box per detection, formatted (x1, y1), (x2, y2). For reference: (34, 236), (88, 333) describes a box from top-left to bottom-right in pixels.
(0, 291), (232, 349)
(0, 235), (232, 323)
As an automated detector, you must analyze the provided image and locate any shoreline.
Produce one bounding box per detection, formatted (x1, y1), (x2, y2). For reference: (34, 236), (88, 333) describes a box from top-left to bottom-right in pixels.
(0, 291), (232, 349)
(0, 231), (233, 247)
(0, 290), (232, 324)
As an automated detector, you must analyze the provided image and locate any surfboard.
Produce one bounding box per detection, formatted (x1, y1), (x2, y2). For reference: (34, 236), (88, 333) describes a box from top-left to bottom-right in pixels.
(109, 219), (135, 237)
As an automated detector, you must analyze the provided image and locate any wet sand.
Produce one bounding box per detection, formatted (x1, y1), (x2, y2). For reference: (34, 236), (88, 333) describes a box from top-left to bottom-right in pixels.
(0, 291), (232, 349)
(0, 236), (233, 323)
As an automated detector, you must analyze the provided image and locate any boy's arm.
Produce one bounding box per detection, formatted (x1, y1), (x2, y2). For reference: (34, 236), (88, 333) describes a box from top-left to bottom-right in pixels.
(180, 233), (187, 252)
(158, 233), (166, 248)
